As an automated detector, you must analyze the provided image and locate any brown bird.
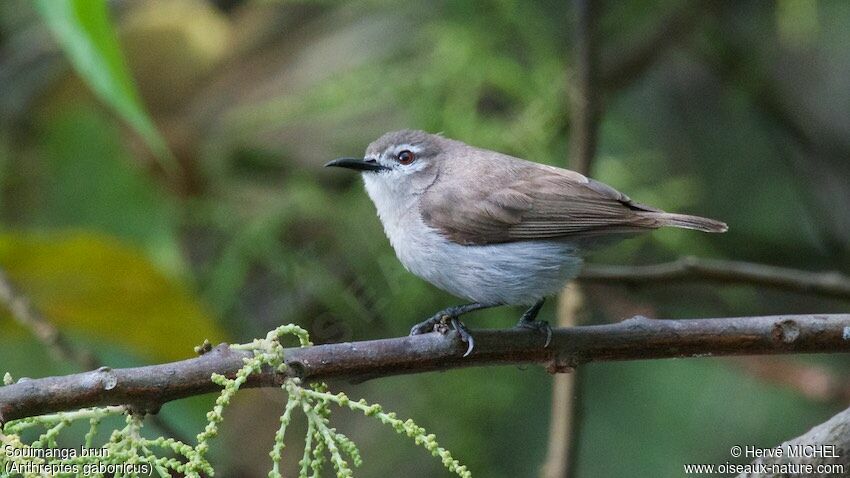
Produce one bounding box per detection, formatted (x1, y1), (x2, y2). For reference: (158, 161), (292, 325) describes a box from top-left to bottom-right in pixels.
(327, 130), (727, 355)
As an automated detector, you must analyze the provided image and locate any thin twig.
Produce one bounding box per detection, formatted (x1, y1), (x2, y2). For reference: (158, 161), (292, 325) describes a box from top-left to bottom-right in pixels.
(550, 1), (602, 475)
(0, 267), (98, 369)
(2, 313), (849, 425)
(579, 256), (850, 300)
(0, 267), (191, 443)
(545, 288), (584, 478)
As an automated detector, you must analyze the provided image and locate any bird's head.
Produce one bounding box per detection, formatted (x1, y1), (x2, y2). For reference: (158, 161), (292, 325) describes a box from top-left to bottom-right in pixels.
(325, 130), (448, 200)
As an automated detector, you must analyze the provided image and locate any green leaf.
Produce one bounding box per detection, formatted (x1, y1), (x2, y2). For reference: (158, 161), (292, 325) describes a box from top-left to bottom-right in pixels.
(35, 105), (182, 274)
(34, 0), (176, 174)
(0, 231), (227, 362)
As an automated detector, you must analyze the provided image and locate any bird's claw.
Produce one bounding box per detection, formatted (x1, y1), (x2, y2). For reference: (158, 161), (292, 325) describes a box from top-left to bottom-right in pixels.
(409, 314), (442, 335)
(450, 318), (475, 357)
(409, 314), (475, 357)
(516, 319), (552, 348)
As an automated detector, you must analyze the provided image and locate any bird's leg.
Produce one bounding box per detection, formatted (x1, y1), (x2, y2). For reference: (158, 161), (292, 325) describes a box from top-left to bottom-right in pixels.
(410, 302), (492, 357)
(515, 298), (552, 347)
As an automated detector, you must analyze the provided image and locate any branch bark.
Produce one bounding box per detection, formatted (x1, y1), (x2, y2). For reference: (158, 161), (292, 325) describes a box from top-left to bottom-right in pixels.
(2, 314), (849, 425)
(579, 257), (850, 300)
(738, 405), (850, 478)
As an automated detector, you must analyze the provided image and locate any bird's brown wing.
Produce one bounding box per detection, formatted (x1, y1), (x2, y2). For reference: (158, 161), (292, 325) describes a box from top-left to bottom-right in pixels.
(419, 164), (665, 246)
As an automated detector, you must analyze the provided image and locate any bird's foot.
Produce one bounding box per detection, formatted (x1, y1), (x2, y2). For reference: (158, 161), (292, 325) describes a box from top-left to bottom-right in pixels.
(410, 313), (476, 357)
(514, 298), (551, 347)
(515, 319), (552, 348)
(409, 313), (444, 336)
(410, 303), (488, 357)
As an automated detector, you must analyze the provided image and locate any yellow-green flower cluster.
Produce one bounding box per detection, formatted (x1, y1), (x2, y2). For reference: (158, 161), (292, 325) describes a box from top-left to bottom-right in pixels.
(1, 324), (470, 477)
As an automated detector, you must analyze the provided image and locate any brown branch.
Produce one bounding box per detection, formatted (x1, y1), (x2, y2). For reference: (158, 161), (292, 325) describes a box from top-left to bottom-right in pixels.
(579, 257), (850, 300)
(2, 314), (849, 425)
(738, 405), (850, 477)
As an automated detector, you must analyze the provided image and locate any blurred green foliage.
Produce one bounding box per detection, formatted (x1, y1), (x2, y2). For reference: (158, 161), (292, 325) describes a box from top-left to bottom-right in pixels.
(0, 231), (226, 361)
(34, 0), (175, 172)
(1, 0), (848, 476)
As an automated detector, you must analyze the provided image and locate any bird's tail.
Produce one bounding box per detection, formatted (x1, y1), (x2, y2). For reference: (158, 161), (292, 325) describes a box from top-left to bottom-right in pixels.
(646, 212), (728, 233)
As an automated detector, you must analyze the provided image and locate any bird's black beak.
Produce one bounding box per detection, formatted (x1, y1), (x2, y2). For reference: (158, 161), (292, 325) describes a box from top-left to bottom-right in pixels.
(324, 157), (390, 172)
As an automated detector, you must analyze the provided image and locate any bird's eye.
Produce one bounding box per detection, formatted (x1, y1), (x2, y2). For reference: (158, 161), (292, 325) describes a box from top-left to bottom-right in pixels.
(396, 150), (416, 165)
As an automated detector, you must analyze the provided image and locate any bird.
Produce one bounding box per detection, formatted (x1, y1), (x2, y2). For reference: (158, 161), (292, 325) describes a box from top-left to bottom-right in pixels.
(326, 130), (727, 356)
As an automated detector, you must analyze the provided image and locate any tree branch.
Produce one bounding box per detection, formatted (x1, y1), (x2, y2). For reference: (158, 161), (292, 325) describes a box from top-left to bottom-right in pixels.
(2, 314), (849, 425)
(579, 257), (850, 300)
(738, 405), (850, 477)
